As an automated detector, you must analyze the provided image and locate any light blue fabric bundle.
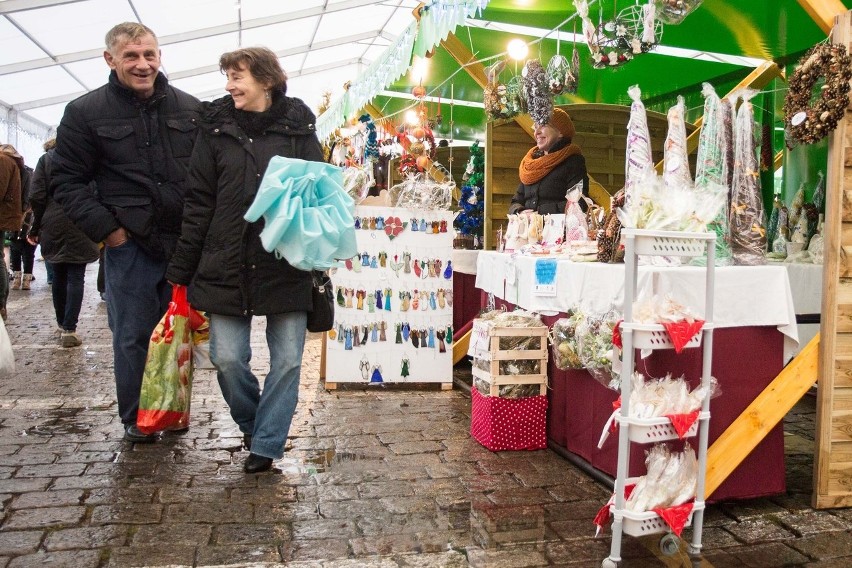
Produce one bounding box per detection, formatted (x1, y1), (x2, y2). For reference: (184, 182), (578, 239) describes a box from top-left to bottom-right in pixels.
(245, 156), (356, 271)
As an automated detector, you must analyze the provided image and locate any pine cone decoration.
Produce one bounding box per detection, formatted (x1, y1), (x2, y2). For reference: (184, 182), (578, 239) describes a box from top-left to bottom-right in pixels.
(522, 60), (552, 126)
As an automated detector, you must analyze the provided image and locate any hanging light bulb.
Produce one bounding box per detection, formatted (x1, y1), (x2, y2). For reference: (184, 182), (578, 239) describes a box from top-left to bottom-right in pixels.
(410, 56), (430, 84)
(507, 38), (529, 61)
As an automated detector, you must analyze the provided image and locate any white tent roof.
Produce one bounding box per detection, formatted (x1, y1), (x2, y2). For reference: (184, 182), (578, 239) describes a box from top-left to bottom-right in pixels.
(0, 0), (421, 163)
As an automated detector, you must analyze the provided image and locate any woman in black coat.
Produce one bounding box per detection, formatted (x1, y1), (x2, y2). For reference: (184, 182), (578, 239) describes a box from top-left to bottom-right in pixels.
(166, 47), (324, 473)
(28, 138), (100, 347)
(509, 107), (589, 215)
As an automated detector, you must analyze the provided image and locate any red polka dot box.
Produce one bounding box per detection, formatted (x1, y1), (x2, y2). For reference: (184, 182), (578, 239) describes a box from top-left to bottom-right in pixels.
(470, 388), (548, 451)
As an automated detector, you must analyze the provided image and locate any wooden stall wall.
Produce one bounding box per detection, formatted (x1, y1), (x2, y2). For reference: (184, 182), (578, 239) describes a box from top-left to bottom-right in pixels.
(483, 104), (696, 249)
(815, 9), (852, 509)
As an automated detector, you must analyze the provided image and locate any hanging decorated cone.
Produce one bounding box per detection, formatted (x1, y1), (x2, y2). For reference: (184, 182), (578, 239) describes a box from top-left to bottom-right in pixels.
(523, 59), (552, 126)
(694, 82), (734, 266)
(652, 502), (695, 537)
(624, 85), (653, 209)
(729, 89), (768, 265)
(664, 409), (701, 439)
(661, 319), (704, 353)
(662, 95), (692, 191)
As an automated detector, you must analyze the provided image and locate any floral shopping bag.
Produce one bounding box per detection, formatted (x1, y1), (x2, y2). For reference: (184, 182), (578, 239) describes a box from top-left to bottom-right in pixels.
(137, 285), (194, 434)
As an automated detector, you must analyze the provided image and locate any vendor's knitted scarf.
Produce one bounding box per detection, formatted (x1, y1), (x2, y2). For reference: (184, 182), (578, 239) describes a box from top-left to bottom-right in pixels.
(518, 140), (582, 185)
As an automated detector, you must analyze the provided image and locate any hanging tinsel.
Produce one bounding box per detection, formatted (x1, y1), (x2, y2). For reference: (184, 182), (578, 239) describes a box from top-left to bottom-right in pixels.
(523, 59), (553, 125)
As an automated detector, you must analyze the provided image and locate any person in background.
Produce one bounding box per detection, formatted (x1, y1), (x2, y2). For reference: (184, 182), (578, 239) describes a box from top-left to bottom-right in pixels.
(509, 107), (589, 215)
(0, 145), (36, 291)
(28, 138), (100, 347)
(166, 46), (322, 473)
(0, 146), (24, 320)
(51, 22), (200, 442)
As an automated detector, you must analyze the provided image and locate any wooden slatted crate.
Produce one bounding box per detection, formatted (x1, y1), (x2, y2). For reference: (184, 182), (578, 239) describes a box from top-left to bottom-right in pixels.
(469, 325), (548, 396)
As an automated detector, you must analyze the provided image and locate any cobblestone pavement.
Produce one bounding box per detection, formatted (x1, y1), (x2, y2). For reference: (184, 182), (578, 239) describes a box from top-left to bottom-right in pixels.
(1, 260), (851, 567)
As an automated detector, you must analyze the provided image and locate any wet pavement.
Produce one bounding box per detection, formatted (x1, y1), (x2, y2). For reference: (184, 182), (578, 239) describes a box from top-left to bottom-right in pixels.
(1, 260), (851, 567)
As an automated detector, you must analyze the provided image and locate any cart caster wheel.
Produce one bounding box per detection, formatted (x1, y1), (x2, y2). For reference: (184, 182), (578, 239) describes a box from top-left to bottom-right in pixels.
(659, 533), (680, 556)
(601, 559), (619, 568)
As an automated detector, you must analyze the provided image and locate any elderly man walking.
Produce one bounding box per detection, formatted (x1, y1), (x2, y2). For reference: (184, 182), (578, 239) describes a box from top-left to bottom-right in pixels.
(51, 22), (200, 443)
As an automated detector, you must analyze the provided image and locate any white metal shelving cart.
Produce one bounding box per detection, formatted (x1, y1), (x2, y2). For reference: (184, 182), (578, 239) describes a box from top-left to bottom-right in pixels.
(602, 229), (716, 568)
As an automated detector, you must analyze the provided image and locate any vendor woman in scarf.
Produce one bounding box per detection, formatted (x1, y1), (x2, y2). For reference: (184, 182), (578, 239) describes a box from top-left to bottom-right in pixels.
(509, 107), (589, 214)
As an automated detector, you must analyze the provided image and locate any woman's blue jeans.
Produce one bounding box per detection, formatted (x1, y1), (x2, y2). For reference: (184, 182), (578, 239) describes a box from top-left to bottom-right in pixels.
(209, 311), (307, 459)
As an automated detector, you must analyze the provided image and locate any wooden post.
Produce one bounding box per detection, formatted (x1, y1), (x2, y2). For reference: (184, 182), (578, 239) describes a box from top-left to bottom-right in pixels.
(814, 9), (852, 509)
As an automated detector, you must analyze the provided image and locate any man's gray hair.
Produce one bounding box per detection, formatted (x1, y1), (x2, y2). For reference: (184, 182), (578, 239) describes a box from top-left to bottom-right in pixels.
(105, 22), (157, 53)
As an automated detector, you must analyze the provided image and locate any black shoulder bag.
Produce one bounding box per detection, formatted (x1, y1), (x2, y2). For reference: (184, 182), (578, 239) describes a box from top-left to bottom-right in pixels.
(307, 271), (334, 333)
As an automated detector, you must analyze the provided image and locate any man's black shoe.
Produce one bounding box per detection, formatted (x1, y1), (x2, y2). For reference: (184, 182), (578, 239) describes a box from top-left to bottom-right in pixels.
(243, 434), (252, 450)
(244, 453), (273, 473)
(124, 425), (158, 443)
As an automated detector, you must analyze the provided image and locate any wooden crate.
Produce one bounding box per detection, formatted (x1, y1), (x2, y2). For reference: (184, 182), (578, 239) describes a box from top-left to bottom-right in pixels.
(469, 325), (548, 396)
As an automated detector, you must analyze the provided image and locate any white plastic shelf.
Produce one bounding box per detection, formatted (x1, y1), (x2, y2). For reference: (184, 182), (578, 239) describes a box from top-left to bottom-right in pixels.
(620, 322), (713, 351)
(622, 228), (715, 257)
(617, 412), (709, 444)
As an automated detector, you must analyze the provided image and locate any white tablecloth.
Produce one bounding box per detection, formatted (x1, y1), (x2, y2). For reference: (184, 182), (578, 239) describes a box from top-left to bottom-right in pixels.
(475, 251), (799, 354)
(452, 249), (480, 275)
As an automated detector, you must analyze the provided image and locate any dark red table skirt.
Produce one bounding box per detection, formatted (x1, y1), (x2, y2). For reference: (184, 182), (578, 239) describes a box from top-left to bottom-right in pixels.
(494, 298), (786, 503)
(453, 272), (483, 338)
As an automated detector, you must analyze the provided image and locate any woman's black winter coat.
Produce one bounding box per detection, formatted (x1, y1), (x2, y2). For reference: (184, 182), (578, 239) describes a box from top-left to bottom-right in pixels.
(509, 154), (589, 215)
(165, 94), (324, 317)
(29, 149), (100, 264)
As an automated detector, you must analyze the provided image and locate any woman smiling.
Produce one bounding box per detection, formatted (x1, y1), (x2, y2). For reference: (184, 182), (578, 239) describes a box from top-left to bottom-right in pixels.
(166, 47), (324, 474)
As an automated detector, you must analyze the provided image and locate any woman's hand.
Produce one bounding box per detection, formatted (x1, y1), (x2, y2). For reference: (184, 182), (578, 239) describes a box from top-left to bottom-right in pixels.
(26, 235), (38, 246)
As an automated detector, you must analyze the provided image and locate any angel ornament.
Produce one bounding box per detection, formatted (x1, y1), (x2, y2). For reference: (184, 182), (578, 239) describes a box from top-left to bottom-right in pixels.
(527, 212), (544, 244)
(564, 181), (590, 242)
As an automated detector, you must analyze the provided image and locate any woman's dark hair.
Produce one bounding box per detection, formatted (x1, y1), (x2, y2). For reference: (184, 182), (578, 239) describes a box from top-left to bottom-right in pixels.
(219, 47), (287, 95)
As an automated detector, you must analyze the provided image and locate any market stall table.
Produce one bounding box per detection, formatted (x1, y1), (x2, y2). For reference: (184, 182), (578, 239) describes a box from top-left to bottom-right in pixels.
(475, 251), (799, 502)
(452, 249), (482, 339)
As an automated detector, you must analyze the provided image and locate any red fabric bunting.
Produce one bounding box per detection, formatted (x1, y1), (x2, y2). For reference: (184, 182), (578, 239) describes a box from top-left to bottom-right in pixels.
(661, 319), (704, 353)
(652, 502), (695, 537)
(612, 320), (623, 349)
(665, 410), (701, 439)
(592, 483), (636, 533)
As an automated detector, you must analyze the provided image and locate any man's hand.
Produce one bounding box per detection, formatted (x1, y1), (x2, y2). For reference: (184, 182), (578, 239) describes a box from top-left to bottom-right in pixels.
(104, 227), (129, 248)
(26, 235), (38, 246)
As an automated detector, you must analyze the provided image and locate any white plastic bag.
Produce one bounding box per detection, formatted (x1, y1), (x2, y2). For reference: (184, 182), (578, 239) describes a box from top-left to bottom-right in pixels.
(0, 319), (14, 377)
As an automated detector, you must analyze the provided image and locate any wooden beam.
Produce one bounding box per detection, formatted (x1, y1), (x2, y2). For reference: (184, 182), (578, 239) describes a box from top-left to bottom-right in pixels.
(814, 8), (852, 509)
(453, 329), (472, 365)
(705, 333), (819, 498)
(796, 0), (848, 34)
(440, 32), (535, 141)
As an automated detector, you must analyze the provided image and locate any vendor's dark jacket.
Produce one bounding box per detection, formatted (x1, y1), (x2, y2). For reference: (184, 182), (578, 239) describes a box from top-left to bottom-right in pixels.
(509, 153), (589, 215)
(165, 93), (324, 317)
(51, 71), (200, 260)
(29, 149), (100, 265)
